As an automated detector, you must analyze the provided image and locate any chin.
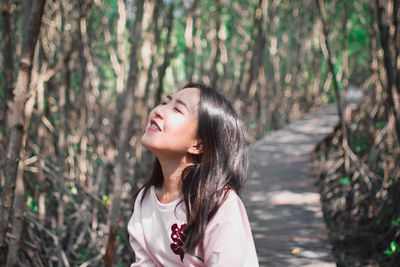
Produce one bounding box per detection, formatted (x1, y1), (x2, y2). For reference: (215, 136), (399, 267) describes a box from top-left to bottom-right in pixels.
(141, 136), (153, 150)
(141, 137), (160, 155)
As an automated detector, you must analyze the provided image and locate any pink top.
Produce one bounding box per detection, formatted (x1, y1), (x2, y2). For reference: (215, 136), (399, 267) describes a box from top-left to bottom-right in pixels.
(127, 186), (259, 267)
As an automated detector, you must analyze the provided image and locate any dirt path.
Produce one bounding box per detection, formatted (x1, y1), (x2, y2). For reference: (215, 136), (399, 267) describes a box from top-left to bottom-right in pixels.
(243, 104), (338, 266)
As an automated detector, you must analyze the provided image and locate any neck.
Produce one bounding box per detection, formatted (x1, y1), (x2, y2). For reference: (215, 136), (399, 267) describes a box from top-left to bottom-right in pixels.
(155, 155), (192, 203)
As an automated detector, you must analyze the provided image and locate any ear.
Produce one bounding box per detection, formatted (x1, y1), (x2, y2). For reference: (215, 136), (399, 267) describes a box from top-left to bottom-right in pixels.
(188, 140), (203, 155)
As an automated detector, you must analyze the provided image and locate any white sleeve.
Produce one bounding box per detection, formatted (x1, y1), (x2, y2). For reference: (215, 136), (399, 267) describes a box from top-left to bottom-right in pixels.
(202, 193), (259, 267)
(127, 191), (157, 267)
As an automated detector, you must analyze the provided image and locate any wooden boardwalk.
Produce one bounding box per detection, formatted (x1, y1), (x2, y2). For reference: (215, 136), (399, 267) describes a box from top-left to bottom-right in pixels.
(243, 104), (339, 266)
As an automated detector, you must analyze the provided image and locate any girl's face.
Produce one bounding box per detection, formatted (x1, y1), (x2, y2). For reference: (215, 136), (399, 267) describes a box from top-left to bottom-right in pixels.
(141, 87), (202, 158)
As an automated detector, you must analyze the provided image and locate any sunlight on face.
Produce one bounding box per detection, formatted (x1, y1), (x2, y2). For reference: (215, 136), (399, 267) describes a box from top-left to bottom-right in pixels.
(141, 87), (201, 158)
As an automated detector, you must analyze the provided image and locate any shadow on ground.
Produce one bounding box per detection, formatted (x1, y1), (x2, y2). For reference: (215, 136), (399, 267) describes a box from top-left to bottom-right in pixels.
(242, 105), (338, 267)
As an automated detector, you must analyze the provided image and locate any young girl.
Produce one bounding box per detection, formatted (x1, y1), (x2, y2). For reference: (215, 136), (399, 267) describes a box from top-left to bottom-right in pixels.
(127, 83), (258, 266)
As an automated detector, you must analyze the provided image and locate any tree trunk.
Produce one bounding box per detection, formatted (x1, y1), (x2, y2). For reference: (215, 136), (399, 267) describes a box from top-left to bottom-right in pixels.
(144, 0), (161, 109)
(0, 125), (23, 253)
(116, 0), (127, 95)
(55, 54), (69, 267)
(104, 0), (144, 266)
(0, 0), (46, 251)
(135, 0), (156, 163)
(102, 0), (127, 97)
(1, 0), (14, 130)
(267, 0), (282, 130)
(184, 0), (198, 82)
(316, 0), (343, 120)
(374, 0), (400, 144)
(5, 59), (40, 263)
(240, 0), (268, 128)
(342, 1), (349, 91)
(6, 36), (43, 263)
(155, 3), (175, 105)
(5, 162), (25, 266)
(208, 0), (222, 88)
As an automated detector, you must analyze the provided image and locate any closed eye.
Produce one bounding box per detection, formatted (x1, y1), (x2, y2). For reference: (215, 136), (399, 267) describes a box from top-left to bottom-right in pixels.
(174, 107), (182, 113)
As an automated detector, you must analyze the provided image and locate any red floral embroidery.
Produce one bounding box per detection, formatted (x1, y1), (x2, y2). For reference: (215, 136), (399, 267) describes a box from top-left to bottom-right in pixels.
(170, 223), (187, 262)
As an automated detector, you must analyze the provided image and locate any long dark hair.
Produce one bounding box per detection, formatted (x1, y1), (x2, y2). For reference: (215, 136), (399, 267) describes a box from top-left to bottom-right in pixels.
(139, 83), (247, 252)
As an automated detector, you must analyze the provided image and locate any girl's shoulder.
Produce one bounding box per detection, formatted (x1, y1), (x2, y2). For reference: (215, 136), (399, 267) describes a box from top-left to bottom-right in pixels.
(213, 190), (246, 221)
(225, 189), (241, 201)
(133, 185), (154, 209)
(223, 189), (243, 206)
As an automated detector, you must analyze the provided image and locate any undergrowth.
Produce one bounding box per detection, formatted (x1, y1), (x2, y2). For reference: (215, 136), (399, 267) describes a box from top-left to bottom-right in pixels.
(314, 93), (400, 267)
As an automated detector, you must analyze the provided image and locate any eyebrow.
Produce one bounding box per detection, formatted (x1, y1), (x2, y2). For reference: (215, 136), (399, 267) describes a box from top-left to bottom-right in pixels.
(167, 95), (190, 111)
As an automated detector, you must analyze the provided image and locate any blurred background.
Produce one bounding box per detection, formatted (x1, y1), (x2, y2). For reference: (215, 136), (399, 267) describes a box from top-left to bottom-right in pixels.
(0, 0), (399, 266)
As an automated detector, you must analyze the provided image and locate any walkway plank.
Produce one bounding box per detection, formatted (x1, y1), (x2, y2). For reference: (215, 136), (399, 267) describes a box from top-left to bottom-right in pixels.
(243, 104), (338, 266)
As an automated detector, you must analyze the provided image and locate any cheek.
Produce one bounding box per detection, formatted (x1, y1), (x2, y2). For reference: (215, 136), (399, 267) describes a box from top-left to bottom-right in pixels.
(141, 112), (199, 154)
(169, 117), (198, 137)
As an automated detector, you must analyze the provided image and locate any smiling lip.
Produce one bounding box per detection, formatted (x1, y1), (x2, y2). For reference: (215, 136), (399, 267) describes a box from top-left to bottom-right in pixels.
(148, 119), (161, 132)
(147, 125), (159, 133)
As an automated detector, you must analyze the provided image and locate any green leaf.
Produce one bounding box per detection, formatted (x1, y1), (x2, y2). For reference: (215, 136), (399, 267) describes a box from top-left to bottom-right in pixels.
(384, 249), (393, 256)
(390, 241), (398, 252)
(102, 195), (110, 205)
(96, 158), (104, 166)
(384, 241), (399, 256)
(391, 218), (400, 227)
(374, 122), (385, 129)
(27, 197), (38, 212)
(70, 186), (78, 195)
(340, 177), (351, 186)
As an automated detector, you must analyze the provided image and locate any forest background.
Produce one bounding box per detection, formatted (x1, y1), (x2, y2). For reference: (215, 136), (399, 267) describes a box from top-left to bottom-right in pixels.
(0, 0), (399, 266)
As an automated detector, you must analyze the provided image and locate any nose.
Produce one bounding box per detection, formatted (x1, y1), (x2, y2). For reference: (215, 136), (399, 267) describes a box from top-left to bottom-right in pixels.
(152, 104), (165, 119)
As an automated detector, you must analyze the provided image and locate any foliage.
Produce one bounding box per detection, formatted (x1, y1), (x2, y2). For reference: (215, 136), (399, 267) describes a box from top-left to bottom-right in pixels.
(1, 0), (398, 265)
(315, 87), (400, 265)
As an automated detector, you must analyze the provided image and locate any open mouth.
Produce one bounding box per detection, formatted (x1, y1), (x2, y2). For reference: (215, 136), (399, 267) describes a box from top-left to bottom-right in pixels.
(149, 120), (161, 131)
